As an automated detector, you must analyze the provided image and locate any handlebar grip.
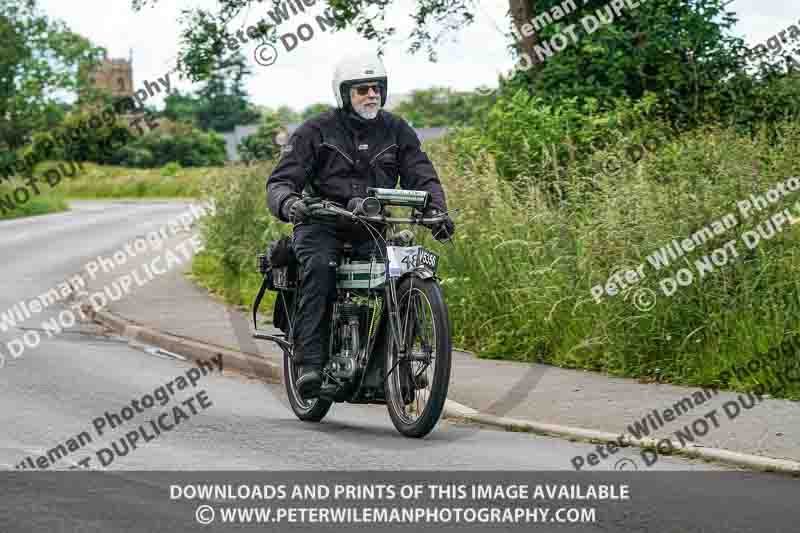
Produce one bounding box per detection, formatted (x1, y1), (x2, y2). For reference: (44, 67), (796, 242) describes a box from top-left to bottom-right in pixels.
(315, 202), (355, 218)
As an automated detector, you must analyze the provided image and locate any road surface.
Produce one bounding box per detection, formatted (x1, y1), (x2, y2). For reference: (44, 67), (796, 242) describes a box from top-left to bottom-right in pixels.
(2, 201), (797, 533)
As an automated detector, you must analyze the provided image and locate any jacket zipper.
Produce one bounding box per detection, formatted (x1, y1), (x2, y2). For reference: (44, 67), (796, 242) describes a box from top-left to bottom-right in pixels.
(369, 144), (397, 166)
(321, 142), (354, 165)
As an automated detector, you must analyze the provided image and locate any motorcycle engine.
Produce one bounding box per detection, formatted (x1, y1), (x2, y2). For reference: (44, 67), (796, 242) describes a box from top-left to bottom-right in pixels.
(329, 301), (372, 380)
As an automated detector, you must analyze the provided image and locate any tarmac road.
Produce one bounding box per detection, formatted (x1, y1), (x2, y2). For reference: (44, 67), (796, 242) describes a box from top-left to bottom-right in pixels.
(2, 201), (797, 533)
(0, 200), (723, 471)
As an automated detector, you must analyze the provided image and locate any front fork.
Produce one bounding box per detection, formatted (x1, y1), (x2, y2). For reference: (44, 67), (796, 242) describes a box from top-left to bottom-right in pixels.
(383, 275), (424, 385)
(385, 277), (405, 365)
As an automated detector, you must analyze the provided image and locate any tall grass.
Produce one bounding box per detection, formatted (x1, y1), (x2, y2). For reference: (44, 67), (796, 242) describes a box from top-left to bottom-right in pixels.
(193, 122), (800, 398)
(437, 120), (800, 397)
(0, 179), (68, 220)
(54, 161), (219, 198)
(191, 161), (286, 323)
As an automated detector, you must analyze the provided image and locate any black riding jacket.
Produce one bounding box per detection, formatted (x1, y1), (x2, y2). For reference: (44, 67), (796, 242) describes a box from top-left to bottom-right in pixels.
(266, 108), (448, 223)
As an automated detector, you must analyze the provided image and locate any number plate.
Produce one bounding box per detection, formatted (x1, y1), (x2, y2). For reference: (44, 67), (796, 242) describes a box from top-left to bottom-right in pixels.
(386, 246), (438, 277)
(417, 247), (438, 273)
(387, 246), (419, 278)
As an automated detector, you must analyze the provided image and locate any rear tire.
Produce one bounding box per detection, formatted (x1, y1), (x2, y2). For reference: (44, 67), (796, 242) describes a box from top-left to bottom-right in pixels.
(284, 351), (333, 422)
(385, 277), (452, 438)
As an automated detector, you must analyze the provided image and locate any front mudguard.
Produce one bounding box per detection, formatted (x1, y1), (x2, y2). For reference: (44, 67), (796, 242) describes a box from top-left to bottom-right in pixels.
(400, 267), (436, 281)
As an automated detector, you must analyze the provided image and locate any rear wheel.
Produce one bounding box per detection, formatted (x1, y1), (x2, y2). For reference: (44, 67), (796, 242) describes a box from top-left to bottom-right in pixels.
(385, 277), (452, 438)
(284, 351), (333, 422)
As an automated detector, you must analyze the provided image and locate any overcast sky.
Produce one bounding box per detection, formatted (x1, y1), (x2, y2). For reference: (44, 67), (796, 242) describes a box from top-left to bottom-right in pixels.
(38, 0), (796, 111)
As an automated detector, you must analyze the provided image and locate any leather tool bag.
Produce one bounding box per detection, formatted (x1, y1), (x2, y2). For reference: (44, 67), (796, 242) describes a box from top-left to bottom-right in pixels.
(253, 236), (298, 333)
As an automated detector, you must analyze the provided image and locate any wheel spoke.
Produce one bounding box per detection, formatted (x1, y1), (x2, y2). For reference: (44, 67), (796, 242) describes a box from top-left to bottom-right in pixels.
(389, 286), (438, 426)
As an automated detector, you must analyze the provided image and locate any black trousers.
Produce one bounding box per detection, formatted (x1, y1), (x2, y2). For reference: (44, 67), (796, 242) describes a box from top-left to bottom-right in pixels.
(291, 219), (384, 368)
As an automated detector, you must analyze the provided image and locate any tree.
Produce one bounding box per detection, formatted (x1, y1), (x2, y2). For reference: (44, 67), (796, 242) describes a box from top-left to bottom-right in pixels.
(393, 87), (494, 127)
(162, 90), (203, 125)
(253, 104), (306, 126)
(274, 105), (300, 125)
(115, 121), (228, 168)
(237, 111), (283, 162)
(0, 0), (104, 153)
(508, 0), (541, 77)
(509, 0), (750, 127)
(131, 0), (781, 128)
(301, 103), (334, 121)
(131, 0), (476, 81)
(194, 50), (260, 132)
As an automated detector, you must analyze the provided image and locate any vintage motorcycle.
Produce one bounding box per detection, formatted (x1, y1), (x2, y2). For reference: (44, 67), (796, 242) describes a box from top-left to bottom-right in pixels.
(252, 188), (453, 438)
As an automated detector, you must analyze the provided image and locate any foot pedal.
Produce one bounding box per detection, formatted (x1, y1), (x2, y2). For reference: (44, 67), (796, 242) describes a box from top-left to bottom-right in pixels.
(318, 382), (339, 401)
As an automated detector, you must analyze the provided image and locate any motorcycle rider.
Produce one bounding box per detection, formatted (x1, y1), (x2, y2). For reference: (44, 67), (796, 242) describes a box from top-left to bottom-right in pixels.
(266, 52), (455, 399)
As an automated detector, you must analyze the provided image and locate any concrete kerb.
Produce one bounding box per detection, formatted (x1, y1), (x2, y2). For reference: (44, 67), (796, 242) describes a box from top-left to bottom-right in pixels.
(90, 306), (800, 475)
(91, 309), (281, 383)
(463, 414), (800, 475)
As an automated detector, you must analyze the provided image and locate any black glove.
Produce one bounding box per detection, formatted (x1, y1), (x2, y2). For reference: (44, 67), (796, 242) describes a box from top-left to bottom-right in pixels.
(424, 208), (455, 242)
(282, 195), (322, 223)
(281, 196), (302, 222)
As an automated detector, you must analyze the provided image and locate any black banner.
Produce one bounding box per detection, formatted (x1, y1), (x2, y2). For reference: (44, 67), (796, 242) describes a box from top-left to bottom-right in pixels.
(1, 471), (797, 532)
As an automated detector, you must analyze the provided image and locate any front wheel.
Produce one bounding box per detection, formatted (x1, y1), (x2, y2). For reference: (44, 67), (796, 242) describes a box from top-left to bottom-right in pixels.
(385, 277), (452, 438)
(284, 351), (333, 422)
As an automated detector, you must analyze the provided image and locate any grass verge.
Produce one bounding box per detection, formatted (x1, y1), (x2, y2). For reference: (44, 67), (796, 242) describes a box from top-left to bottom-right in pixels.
(56, 162), (220, 198)
(0, 179), (69, 220)
(189, 125), (800, 399)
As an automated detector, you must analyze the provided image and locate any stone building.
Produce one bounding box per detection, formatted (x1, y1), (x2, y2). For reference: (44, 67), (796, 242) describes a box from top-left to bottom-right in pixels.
(84, 51), (134, 99)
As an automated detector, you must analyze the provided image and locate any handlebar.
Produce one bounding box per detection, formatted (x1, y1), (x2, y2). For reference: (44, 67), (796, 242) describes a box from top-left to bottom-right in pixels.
(314, 201), (447, 225)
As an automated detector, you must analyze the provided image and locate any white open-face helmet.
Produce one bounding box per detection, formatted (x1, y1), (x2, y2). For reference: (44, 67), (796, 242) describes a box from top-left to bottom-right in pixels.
(331, 52), (388, 110)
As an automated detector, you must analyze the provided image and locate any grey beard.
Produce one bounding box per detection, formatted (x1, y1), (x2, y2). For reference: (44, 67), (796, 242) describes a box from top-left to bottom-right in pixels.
(353, 100), (380, 120)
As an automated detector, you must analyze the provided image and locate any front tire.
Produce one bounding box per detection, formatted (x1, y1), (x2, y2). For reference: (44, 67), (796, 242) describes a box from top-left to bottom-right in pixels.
(385, 277), (452, 438)
(284, 351), (333, 422)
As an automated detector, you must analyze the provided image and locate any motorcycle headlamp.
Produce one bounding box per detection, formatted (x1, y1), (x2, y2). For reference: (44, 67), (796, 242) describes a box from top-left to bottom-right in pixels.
(367, 188), (430, 210)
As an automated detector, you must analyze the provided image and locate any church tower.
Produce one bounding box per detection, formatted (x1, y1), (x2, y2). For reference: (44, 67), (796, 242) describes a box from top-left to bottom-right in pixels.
(86, 49), (134, 99)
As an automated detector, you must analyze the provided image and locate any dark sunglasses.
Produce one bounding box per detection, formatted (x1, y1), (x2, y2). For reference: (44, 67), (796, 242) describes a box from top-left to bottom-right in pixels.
(353, 83), (381, 96)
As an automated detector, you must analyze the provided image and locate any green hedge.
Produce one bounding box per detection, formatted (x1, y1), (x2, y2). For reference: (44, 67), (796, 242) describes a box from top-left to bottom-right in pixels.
(110, 126), (227, 168)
